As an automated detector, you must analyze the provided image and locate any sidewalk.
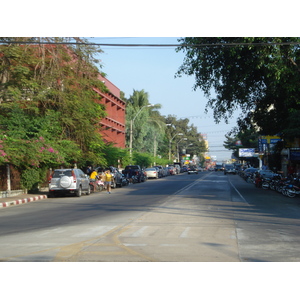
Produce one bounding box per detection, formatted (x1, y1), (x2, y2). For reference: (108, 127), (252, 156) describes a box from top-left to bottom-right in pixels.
(0, 192), (48, 209)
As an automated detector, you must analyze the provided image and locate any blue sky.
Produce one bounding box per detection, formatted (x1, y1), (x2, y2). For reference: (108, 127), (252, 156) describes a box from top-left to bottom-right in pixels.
(93, 37), (239, 161)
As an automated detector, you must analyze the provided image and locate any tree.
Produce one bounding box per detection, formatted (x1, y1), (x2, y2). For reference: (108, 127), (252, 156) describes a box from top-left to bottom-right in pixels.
(125, 89), (162, 154)
(0, 38), (112, 190)
(0, 37), (108, 169)
(176, 37), (300, 139)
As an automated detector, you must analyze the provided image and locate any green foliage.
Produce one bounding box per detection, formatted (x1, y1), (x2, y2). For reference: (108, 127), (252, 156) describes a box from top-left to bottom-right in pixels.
(20, 167), (40, 191)
(132, 152), (153, 168)
(176, 37), (300, 138)
(102, 144), (130, 167)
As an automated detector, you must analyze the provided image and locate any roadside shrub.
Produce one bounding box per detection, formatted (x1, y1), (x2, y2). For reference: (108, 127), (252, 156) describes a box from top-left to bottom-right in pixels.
(20, 168), (41, 191)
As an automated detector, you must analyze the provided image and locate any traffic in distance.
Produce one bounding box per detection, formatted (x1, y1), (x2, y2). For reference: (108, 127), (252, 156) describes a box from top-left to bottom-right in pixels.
(48, 161), (300, 199)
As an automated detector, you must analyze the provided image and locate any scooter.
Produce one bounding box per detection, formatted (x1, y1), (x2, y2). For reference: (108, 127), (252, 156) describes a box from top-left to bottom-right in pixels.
(89, 178), (104, 193)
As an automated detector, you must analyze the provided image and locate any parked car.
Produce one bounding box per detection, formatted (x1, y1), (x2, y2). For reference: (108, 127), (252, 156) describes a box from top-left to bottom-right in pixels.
(167, 166), (176, 175)
(169, 164), (179, 174)
(224, 164), (237, 175)
(154, 165), (164, 178)
(145, 167), (159, 179)
(49, 168), (90, 197)
(163, 167), (170, 176)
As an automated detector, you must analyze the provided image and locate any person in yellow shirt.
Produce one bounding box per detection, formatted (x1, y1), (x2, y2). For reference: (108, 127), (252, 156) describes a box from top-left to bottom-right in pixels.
(90, 170), (98, 181)
(104, 169), (113, 194)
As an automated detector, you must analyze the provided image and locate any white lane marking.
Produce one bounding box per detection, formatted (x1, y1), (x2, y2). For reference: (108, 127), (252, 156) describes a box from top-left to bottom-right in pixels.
(131, 226), (148, 237)
(180, 227), (191, 238)
(173, 173), (211, 195)
(123, 244), (147, 247)
(229, 181), (249, 205)
(73, 226), (117, 237)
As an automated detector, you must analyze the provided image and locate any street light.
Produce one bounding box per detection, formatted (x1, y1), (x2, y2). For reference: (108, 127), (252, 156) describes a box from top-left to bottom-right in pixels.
(169, 133), (183, 160)
(129, 104), (154, 158)
(177, 138), (187, 162)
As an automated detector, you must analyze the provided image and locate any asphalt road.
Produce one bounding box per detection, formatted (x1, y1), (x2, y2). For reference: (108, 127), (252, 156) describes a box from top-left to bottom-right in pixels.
(1, 171), (300, 262)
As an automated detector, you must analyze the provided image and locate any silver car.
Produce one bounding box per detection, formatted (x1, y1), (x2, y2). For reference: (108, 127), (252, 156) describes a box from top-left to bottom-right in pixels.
(49, 169), (90, 197)
(145, 168), (159, 179)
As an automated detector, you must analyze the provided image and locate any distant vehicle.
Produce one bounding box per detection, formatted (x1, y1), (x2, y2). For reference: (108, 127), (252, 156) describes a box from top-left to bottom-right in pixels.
(167, 166), (176, 175)
(153, 165), (164, 178)
(181, 165), (188, 172)
(169, 164), (179, 174)
(49, 169), (90, 197)
(187, 166), (198, 174)
(215, 164), (224, 171)
(224, 164), (237, 175)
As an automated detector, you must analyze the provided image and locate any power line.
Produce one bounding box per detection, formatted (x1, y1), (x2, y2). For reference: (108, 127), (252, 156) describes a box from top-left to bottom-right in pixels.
(0, 40), (300, 48)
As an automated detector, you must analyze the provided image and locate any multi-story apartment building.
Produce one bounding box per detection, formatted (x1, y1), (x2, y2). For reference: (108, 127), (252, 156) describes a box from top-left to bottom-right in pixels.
(93, 74), (126, 148)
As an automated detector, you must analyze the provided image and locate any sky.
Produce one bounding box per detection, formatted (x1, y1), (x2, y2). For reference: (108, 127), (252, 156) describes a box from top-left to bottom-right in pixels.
(93, 37), (240, 161)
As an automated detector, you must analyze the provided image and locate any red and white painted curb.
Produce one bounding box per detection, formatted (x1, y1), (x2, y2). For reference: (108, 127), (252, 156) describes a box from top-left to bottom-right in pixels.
(0, 195), (48, 209)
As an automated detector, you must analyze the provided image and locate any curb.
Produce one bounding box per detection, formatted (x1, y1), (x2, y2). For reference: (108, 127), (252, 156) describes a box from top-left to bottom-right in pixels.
(0, 195), (48, 209)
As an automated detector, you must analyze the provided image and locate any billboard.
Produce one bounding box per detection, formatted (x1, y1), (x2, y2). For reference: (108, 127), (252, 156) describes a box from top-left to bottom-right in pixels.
(239, 148), (255, 157)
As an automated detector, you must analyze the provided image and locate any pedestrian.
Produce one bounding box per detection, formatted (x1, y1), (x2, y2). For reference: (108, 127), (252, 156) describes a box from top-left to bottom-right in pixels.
(104, 169), (113, 194)
(127, 167), (134, 184)
(86, 166), (92, 175)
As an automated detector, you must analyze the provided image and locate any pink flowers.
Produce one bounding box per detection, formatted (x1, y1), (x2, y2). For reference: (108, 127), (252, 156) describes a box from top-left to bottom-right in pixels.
(0, 150), (7, 156)
(48, 147), (54, 153)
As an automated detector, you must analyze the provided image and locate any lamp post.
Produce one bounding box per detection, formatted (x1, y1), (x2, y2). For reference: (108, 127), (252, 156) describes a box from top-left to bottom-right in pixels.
(169, 133), (183, 160)
(129, 104), (154, 158)
(177, 138), (187, 162)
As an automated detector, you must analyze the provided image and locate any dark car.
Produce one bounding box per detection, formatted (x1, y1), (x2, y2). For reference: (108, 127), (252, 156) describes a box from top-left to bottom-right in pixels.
(215, 164), (224, 171)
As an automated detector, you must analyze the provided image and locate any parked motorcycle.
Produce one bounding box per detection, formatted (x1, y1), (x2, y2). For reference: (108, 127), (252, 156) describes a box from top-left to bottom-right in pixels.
(89, 178), (104, 193)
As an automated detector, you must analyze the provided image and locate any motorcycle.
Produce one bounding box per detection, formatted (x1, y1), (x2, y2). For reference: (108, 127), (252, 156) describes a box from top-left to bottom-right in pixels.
(261, 177), (271, 189)
(281, 175), (300, 198)
(89, 178), (104, 193)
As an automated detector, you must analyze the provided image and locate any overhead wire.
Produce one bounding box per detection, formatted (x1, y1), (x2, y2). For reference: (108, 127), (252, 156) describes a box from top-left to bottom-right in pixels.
(0, 39), (300, 48)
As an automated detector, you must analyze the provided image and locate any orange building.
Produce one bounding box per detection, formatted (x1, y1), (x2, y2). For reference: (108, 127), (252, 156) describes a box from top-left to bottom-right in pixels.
(93, 74), (126, 148)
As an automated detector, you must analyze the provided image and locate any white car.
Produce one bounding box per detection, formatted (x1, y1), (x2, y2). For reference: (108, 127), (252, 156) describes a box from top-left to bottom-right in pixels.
(49, 169), (90, 197)
(187, 166), (198, 174)
(145, 168), (159, 179)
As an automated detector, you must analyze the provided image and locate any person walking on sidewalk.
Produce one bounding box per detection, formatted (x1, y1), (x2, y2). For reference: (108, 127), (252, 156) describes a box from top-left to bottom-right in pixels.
(104, 169), (113, 194)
